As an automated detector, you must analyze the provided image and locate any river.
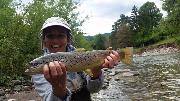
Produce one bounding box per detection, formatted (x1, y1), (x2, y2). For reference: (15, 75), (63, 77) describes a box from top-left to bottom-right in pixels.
(5, 48), (180, 101)
(92, 51), (180, 101)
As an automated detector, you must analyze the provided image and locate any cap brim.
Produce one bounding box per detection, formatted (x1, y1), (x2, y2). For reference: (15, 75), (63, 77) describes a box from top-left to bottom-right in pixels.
(41, 22), (71, 31)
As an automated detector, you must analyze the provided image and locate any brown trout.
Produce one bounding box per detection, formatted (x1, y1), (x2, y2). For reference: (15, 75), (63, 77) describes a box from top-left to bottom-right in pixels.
(25, 47), (133, 75)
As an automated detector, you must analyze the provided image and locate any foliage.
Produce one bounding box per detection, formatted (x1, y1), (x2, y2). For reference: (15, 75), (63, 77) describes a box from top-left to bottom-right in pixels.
(138, 2), (162, 32)
(112, 14), (129, 33)
(110, 1), (179, 48)
(129, 5), (139, 32)
(0, 0), (180, 87)
(111, 24), (133, 49)
(93, 34), (109, 50)
(0, 0), (27, 86)
(135, 2), (162, 47)
(111, 1), (163, 48)
(0, 0), (85, 87)
(73, 32), (92, 50)
(161, 0), (180, 36)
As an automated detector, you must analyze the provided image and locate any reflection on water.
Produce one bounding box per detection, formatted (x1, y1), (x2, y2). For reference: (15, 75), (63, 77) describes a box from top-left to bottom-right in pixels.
(92, 52), (180, 101)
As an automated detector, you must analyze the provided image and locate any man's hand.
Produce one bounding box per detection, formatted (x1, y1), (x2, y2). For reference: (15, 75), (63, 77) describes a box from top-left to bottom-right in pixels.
(91, 51), (120, 79)
(102, 50), (119, 69)
(43, 61), (67, 98)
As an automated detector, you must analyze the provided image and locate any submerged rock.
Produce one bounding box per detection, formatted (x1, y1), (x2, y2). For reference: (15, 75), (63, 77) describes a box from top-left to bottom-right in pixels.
(122, 71), (140, 77)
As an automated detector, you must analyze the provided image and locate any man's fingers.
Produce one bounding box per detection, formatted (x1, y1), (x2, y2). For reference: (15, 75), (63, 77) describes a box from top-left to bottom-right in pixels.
(112, 51), (120, 62)
(107, 56), (114, 67)
(112, 51), (119, 59)
(110, 53), (117, 61)
(54, 61), (62, 76)
(49, 62), (58, 79)
(43, 64), (50, 80)
(110, 54), (119, 65)
(102, 59), (109, 68)
(59, 62), (66, 74)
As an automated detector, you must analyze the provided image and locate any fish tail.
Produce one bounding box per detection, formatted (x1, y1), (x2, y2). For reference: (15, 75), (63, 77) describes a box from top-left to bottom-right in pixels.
(120, 47), (133, 64)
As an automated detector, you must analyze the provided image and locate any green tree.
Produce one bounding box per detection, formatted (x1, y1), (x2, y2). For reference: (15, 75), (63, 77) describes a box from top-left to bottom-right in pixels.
(136, 2), (162, 47)
(0, 0), (27, 86)
(162, 0), (180, 37)
(129, 5), (139, 32)
(112, 14), (129, 33)
(111, 14), (132, 48)
(94, 34), (108, 50)
(0, 0), (85, 87)
(111, 24), (132, 49)
(73, 32), (92, 50)
(138, 2), (162, 34)
(22, 0), (85, 54)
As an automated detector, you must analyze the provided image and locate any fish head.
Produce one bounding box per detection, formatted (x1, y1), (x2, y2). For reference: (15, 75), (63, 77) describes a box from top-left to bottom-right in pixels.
(29, 56), (47, 67)
(24, 64), (44, 75)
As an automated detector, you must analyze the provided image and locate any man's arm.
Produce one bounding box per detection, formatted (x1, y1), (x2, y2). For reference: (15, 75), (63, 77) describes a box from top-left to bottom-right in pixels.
(32, 74), (72, 101)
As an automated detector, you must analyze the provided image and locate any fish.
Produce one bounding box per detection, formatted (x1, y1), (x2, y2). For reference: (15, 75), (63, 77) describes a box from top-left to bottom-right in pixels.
(25, 47), (133, 75)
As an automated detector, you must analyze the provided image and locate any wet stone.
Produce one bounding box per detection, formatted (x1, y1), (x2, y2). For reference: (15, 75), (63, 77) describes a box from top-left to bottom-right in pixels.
(109, 71), (116, 76)
(114, 77), (120, 81)
(23, 86), (32, 91)
(0, 96), (6, 101)
(13, 85), (23, 92)
(0, 89), (5, 96)
(22, 80), (33, 86)
(116, 69), (131, 73)
(5, 89), (11, 93)
(122, 72), (134, 77)
(12, 80), (21, 85)
(130, 71), (140, 76)
(102, 85), (108, 90)
(106, 76), (112, 81)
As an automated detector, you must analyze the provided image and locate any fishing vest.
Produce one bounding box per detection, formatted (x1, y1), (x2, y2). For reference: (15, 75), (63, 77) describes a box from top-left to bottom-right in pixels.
(70, 72), (91, 101)
(66, 45), (91, 101)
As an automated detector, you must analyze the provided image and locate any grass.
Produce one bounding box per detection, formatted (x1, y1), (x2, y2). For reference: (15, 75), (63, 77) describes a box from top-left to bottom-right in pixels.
(152, 35), (180, 46)
(133, 35), (180, 54)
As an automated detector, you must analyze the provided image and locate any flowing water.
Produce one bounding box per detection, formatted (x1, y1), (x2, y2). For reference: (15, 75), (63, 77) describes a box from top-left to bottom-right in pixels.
(92, 52), (180, 101)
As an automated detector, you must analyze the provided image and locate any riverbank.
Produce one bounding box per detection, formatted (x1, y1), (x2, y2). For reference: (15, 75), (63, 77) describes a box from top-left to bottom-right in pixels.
(0, 81), (41, 101)
(134, 43), (180, 55)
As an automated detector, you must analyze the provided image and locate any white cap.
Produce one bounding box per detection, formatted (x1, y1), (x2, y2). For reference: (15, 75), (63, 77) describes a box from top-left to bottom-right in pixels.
(41, 17), (71, 31)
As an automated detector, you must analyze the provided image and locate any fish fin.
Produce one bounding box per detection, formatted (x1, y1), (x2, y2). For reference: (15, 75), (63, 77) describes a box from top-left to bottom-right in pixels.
(121, 47), (133, 65)
(74, 48), (87, 52)
(84, 69), (93, 76)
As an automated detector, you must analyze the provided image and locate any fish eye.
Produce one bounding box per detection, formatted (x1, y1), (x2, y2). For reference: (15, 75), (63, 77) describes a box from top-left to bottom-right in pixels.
(30, 62), (39, 67)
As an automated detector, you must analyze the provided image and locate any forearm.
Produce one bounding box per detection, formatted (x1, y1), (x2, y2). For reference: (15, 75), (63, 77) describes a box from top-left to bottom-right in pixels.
(52, 85), (67, 98)
(86, 70), (104, 93)
(32, 75), (72, 101)
(50, 87), (72, 101)
(91, 67), (102, 79)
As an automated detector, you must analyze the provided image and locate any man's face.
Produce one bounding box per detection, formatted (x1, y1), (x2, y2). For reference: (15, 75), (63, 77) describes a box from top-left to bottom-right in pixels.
(43, 26), (68, 53)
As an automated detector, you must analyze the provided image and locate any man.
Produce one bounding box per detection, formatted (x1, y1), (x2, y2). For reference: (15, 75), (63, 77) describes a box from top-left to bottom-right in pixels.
(32, 17), (119, 101)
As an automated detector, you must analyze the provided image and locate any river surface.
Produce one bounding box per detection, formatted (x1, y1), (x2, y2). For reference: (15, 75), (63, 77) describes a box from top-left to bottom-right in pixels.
(92, 52), (180, 101)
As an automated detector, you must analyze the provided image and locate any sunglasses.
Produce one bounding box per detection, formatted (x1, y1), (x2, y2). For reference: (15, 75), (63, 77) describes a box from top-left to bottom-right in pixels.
(45, 34), (66, 40)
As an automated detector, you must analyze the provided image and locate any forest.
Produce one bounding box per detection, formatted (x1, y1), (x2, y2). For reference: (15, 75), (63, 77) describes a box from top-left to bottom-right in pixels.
(0, 0), (179, 86)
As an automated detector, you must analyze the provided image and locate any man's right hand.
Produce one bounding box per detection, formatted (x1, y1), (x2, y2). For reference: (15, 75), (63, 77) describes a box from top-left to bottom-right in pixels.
(43, 61), (67, 98)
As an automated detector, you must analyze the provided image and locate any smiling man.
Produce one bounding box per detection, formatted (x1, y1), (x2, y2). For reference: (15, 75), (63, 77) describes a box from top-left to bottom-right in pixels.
(31, 17), (119, 101)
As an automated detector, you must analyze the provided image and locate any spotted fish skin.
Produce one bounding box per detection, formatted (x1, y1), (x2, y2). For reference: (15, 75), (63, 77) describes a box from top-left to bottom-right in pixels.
(25, 47), (133, 75)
